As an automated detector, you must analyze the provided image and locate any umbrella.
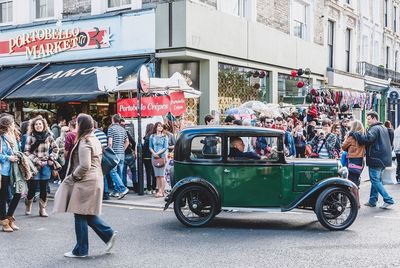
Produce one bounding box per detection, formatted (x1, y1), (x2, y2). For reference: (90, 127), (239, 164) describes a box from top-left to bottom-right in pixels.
(239, 101), (268, 113)
(224, 107), (255, 119)
(110, 72), (201, 98)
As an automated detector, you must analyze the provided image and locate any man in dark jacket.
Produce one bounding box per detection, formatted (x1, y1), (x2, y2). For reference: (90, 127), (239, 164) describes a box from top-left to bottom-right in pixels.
(350, 111), (394, 209)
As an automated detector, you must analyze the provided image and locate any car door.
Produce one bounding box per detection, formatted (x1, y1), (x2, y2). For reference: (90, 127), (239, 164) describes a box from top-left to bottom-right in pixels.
(222, 135), (283, 207)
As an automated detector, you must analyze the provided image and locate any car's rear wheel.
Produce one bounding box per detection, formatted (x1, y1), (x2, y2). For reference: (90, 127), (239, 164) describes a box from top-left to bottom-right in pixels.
(174, 185), (217, 227)
(315, 187), (358, 231)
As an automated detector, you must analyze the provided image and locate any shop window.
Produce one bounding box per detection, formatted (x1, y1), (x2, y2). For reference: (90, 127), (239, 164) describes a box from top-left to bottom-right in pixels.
(278, 73), (311, 104)
(169, 62), (200, 125)
(108, 0), (131, 9)
(190, 136), (222, 161)
(218, 63), (270, 119)
(35, 0), (54, 19)
(292, 0), (308, 40)
(0, 0), (12, 23)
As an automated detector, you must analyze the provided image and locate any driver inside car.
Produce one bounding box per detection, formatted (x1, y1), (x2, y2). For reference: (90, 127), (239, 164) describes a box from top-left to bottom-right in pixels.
(229, 137), (261, 160)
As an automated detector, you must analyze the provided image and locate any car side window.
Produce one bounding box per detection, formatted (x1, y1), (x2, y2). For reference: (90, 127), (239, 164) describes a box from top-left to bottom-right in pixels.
(227, 136), (279, 162)
(190, 136), (222, 160)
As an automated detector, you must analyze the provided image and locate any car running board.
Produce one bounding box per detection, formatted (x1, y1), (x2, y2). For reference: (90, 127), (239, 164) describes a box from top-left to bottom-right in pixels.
(221, 207), (283, 213)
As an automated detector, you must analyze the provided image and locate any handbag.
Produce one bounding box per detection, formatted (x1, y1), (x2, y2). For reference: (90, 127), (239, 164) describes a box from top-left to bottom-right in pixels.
(102, 147), (119, 174)
(348, 163), (363, 175)
(152, 157), (166, 168)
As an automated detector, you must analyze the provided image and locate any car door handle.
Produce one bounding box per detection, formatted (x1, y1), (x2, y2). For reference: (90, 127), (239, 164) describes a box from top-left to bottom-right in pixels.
(224, 169), (231, 173)
(312, 167), (320, 171)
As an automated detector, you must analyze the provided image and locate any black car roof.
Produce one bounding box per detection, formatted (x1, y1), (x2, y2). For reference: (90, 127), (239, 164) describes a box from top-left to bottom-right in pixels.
(178, 126), (285, 136)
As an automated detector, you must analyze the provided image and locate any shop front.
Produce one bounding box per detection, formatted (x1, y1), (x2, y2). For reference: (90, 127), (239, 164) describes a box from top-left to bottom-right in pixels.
(0, 8), (156, 123)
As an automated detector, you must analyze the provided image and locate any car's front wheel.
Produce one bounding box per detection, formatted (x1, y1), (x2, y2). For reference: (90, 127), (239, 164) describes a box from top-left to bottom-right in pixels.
(174, 185), (217, 227)
(315, 187), (358, 231)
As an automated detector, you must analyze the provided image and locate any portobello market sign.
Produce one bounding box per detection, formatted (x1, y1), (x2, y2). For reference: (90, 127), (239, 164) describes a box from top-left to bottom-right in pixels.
(0, 27), (111, 60)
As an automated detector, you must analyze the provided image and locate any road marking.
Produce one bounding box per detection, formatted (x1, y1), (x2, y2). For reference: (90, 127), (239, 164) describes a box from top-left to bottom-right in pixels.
(102, 203), (172, 212)
(374, 216), (400, 220)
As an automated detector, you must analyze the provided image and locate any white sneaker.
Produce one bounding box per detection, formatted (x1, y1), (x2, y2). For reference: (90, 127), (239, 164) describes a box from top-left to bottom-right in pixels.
(64, 251), (88, 258)
(118, 189), (129, 200)
(105, 232), (117, 254)
(380, 202), (394, 209)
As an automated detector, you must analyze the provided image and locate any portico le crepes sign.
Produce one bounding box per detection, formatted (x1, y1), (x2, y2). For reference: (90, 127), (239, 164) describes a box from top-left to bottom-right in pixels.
(117, 92), (186, 117)
(0, 27), (110, 60)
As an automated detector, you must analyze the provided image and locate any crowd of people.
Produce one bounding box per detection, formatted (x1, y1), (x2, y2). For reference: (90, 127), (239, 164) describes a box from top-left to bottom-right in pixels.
(0, 107), (398, 256)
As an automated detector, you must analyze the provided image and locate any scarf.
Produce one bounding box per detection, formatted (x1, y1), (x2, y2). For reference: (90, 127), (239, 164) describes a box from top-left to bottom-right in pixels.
(30, 131), (49, 153)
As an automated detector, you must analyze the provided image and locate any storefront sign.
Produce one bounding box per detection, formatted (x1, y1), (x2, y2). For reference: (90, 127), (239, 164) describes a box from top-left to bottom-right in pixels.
(0, 27), (111, 60)
(117, 92), (186, 117)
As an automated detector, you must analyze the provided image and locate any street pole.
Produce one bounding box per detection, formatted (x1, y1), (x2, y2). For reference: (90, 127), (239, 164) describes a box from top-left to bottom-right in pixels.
(136, 65), (149, 196)
(137, 89), (144, 195)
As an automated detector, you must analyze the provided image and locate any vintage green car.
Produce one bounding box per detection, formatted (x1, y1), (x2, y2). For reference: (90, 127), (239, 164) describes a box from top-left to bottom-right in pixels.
(164, 126), (359, 231)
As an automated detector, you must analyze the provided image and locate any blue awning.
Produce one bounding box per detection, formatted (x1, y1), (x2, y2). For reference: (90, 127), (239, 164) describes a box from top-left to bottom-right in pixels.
(5, 57), (149, 103)
(0, 63), (48, 99)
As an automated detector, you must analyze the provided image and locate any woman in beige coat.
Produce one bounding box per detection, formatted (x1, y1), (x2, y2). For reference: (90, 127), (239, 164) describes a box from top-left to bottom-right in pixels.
(53, 113), (116, 258)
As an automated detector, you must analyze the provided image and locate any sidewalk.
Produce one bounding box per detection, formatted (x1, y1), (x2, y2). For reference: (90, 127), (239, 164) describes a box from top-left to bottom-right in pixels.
(48, 183), (166, 209)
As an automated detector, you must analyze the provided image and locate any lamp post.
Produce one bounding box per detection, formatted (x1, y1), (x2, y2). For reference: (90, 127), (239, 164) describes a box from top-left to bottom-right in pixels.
(136, 65), (150, 196)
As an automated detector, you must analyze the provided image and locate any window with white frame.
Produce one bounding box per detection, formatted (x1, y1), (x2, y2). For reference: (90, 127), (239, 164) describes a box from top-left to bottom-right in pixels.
(373, 0), (380, 23)
(108, 0), (131, 9)
(374, 41), (379, 65)
(362, 35), (368, 61)
(384, 0), (388, 27)
(0, 0), (12, 23)
(292, 0), (307, 39)
(217, 0), (250, 18)
(345, 28), (351, 72)
(386, 46), (390, 69)
(35, 0), (54, 19)
(328, 20), (334, 68)
(394, 6), (397, 32)
(361, 0), (369, 16)
(395, 51), (398, 72)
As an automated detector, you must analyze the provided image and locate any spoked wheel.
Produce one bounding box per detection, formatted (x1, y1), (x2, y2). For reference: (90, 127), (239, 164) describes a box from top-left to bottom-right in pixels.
(174, 185), (217, 227)
(315, 187), (358, 231)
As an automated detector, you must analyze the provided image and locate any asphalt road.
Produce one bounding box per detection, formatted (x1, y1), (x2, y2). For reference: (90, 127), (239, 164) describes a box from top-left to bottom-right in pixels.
(1, 181), (400, 268)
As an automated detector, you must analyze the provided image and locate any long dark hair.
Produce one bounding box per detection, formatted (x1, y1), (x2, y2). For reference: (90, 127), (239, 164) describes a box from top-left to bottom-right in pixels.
(152, 122), (164, 135)
(0, 116), (13, 136)
(76, 113), (94, 142)
(145, 123), (154, 138)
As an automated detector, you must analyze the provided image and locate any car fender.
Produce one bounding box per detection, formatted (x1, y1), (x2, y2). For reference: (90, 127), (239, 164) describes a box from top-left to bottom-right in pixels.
(282, 177), (359, 212)
(164, 177), (221, 211)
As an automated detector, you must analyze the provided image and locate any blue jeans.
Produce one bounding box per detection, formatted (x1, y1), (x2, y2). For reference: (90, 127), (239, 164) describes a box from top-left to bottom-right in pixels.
(33, 164), (51, 180)
(73, 214), (114, 256)
(109, 154), (126, 193)
(122, 153), (137, 187)
(368, 167), (394, 205)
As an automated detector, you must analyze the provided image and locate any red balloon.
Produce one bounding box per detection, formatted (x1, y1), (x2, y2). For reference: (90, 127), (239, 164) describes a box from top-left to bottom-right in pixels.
(297, 81), (304, 88)
(291, 70), (298, 78)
